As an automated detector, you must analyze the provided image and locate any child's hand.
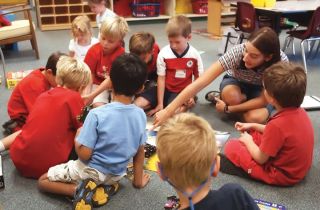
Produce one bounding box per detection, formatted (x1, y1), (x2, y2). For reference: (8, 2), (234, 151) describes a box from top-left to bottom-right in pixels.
(215, 97), (226, 113)
(239, 131), (253, 145)
(184, 98), (196, 108)
(152, 108), (170, 129)
(235, 122), (251, 132)
(133, 172), (150, 189)
(82, 94), (94, 106)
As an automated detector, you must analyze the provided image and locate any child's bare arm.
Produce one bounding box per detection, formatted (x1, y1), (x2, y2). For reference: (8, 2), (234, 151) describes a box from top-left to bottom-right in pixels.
(235, 122), (266, 133)
(82, 76), (111, 105)
(147, 76), (165, 116)
(239, 132), (269, 164)
(75, 139), (92, 161)
(132, 146), (150, 188)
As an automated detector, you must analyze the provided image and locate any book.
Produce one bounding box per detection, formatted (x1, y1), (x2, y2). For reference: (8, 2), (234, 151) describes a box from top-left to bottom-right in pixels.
(301, 95), (320, 111)
(254, 199), (286, 210)
(6, 70), (32, 89)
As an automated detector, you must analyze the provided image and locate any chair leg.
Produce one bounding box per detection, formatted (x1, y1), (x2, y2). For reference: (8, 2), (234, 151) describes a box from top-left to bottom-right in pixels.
(0, 47), (7, 82)
(312, 40), (320, 59)
(224, 32), (231, 53)
(301, 40), (308, 73)
(282, 36), (291, 53)
(292, 37), (295, 55)
(30, 37), (40, 59)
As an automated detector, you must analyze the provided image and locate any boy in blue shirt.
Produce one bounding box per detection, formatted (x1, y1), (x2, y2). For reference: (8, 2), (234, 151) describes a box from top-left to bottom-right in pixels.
(38, 53), (150, 209)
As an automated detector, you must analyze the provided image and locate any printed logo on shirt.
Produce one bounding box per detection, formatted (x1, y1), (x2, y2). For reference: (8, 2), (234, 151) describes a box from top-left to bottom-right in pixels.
(187, 60), (194, 68)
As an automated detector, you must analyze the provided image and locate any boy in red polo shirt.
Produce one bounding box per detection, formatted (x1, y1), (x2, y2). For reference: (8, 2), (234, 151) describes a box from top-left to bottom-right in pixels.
(84, 16), (128, 107)
(1, 56), (91, 178)
(134, 15), (204, 115)
(221, 62), (314, 186)
(2, 52), (65, 134)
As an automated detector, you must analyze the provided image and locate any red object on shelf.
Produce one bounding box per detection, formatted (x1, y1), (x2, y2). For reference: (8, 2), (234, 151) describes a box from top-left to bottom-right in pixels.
(131, 0), (161, 17)
(114, 0), (133, 17)
(191, 0), (208, 14)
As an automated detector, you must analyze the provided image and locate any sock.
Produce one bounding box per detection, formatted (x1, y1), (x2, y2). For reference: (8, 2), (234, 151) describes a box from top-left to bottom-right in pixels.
(0, 142), (5, 152)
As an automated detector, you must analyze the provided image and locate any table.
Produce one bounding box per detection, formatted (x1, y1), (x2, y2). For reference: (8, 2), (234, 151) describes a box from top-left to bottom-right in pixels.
(255, 0), (320, 33)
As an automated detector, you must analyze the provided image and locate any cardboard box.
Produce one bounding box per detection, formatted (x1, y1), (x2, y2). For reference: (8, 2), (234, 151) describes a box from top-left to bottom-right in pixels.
(6, 70), (32, 89)
(0, 155), (4, 189)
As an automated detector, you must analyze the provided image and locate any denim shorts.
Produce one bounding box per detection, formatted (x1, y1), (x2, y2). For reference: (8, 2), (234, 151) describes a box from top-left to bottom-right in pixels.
(220, 74), (275, 115)
(138, 86), (179, 108)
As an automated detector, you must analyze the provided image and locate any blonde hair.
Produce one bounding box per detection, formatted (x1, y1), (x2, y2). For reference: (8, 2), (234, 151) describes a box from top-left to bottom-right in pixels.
(71, 15), (92, 39)
(165, 15), (191, 38)
(156, 113), (217, 190)
(87, 0), (110, 7)
(129, 32), (155, 56)
(56, 56), (92, 91)
(100, 16), (129, 40)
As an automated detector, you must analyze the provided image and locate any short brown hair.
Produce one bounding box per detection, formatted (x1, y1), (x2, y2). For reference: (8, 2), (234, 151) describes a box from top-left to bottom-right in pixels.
(87, 0), (110, 7)
(129, 32), (155, 56)
(165, 15), (191, 38)
(157, 113), (217, 190)
(263, 62), (306, 108)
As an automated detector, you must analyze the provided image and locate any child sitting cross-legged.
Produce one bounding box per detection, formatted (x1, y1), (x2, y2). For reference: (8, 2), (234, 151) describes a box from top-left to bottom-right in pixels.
(38, 53), (150, 209)
(2, 56), (91, 178)
(221, 62), (314, 186)
(157, 113), (259, 210)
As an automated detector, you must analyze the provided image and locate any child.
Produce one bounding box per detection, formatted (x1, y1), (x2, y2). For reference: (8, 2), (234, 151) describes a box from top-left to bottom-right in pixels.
(3, 56), (91, 178)
(136, 15), (204, 115)
(38, 54), (150, 209)
(69, 15), (99, 60)
(2, 52), (64, 134)
(84, 16), (128, 107)
(87, 0), (116, 30)
(153, 27), (289, 127)
(157, 113), (259, 210)
(129, 32), (160, 85)
(221, 62), (314, 186)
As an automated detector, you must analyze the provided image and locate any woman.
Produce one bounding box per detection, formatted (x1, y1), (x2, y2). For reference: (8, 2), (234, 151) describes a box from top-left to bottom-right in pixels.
(154, 27), (288, 126)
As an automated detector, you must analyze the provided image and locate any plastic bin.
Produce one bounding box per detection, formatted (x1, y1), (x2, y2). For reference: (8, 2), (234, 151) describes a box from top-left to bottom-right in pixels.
(191, 0), (208, 14)
(131, 1), (160, 17)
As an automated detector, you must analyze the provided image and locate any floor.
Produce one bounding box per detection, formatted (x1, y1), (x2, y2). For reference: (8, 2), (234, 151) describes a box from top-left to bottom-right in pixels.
(0, 15), (319, 210)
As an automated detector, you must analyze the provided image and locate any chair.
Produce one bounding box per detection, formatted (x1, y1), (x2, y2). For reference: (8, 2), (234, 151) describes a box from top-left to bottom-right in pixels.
(282, 7), (320, 72)
(0, 4), (39, 79)
(224, 2), (257, 53)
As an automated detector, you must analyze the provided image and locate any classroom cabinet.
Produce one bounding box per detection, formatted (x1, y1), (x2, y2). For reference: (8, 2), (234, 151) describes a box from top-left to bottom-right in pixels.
(35, 0), (234, 31)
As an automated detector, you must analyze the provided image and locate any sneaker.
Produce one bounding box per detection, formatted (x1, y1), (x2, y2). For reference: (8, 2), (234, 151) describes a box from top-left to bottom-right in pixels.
(92, 182), (119, 207)
(73, 178), (97, 210)
(164, 195), (180, 210)
(205, 91), (220, 104)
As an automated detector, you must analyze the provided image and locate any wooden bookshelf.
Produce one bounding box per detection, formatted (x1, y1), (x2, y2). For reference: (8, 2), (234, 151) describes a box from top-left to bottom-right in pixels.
(35, 0), (235, 31)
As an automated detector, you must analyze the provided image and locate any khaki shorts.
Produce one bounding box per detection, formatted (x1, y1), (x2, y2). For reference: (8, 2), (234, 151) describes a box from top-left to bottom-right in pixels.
(92, 84), (111, 105)
(47, 159), (124, 185)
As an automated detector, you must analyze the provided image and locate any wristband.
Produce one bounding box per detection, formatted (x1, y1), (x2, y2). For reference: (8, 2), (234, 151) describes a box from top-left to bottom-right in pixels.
(224, 105), (231, 114)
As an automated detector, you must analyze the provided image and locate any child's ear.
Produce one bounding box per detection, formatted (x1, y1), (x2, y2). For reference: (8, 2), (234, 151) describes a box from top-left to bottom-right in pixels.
(187, 34), (192, 41)
(212, 155), (220, 177)
(157, 162), (166, 181)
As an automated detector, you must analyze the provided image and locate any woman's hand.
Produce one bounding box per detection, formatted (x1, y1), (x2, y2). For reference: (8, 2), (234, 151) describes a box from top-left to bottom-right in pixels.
(152, 108), (170, 129)
(215, 97), (226, 113)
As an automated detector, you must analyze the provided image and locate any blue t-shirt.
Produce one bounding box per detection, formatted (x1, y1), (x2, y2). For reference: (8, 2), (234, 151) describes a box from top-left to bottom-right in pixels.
(76, 102), (147, 175)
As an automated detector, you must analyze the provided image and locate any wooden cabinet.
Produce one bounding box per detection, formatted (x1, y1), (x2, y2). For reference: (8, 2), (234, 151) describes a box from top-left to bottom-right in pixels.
(36, 0), (235, 31)
(36, 0), (95, 30)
